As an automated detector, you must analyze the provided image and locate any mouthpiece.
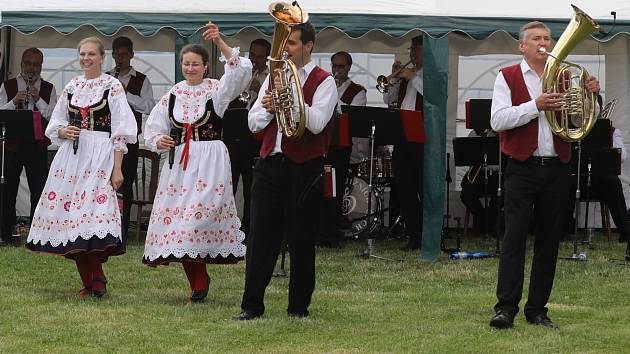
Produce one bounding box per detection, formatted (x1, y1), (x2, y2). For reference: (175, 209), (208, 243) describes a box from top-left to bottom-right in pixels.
(537, 47), (547, 54)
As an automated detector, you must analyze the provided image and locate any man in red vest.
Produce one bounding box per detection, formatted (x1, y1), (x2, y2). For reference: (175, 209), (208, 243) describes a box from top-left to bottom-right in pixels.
(108, 36), (155, 244)
(234, 22), (338, 320)
(0, 48), (57, 246)
(489, 21), (600, 329)
(383, 36), (425, 250)
(317, 51), (367, 248)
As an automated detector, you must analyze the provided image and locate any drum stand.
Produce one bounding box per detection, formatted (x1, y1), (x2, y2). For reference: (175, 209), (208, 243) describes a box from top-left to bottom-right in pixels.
(441, 153), (458, 253)
(360, 122), (399, 261)
(562, 141), (588, 262)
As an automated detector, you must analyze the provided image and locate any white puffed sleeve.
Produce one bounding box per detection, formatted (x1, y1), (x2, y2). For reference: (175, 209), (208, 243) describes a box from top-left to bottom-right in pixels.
(45, 83), (73, 146)
(144, 92), (172, 153)
(108, 79), (138, 153)
(212, 47), (253, 117)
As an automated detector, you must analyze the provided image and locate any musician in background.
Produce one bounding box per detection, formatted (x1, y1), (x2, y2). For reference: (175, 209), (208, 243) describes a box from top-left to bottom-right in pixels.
(108, 36), (155, 244)
(489, 21), (600, 329)
(566, 126), (630, 243)
(382, 35), (424, 250)
(317, 51), (367, 248)
(0, 48), (57, 246)
(460, 128), (498, 236)
(235, 22), (338, 320)
(224, 38), (271, 240)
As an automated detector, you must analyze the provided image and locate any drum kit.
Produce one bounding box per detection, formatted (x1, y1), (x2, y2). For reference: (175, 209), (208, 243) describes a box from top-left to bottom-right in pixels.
(341, 148), (394, 238)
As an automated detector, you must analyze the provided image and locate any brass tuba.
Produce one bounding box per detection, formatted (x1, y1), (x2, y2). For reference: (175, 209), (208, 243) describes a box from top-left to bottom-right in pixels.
(541, 5), (599, 142)
(268, 1), (308, 139)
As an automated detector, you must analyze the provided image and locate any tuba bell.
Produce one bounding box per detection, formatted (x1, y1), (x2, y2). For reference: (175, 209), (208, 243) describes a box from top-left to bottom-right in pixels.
(268, 1), (308, 139)
(541, 5), (600, 142)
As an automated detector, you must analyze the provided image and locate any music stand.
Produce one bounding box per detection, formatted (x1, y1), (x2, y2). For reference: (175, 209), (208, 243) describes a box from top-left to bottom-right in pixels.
(343, 105), (404, 261)
(0, 110), (35, 245)
(452, 136), (500, 256)
(563, 120), (612, 261)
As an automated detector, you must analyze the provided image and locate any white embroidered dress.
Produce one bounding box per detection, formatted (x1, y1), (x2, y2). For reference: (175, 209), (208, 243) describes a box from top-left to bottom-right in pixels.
(27, 74), (137, 252)
(142, 49), (250, 264)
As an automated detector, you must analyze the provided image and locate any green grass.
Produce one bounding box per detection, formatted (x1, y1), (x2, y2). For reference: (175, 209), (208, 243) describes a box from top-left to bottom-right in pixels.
(1, 236), (629, 353)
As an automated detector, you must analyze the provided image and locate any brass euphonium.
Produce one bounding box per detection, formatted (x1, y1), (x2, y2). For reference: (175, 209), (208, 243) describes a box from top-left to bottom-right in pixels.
(268, 1), (308, 139)
(541, 5), (600, 142)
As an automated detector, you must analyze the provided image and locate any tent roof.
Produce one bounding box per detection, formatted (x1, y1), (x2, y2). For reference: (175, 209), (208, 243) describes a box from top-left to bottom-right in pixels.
(1, 1), (629, 41)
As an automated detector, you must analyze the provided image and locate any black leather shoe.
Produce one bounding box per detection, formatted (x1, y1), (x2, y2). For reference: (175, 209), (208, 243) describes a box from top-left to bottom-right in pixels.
(288, 310), (309, 318)
(526, 314), (558, 329)
(489, 311), (514, 329)
(232, 310), (262, 321)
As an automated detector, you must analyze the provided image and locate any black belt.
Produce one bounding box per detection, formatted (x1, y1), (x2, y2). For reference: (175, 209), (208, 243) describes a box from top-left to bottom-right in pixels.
(524, 156), (561, 166)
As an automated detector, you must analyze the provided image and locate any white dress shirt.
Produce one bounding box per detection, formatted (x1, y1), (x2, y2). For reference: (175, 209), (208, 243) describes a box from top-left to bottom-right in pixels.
(0, 74), (58, 120)
(382, 68), (423, 110)
(114, 67), (156, 116)
(248, 60), (337, 155)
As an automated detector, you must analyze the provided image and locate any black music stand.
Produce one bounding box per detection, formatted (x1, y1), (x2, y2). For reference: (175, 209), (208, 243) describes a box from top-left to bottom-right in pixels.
(343, 105), (404, 261)
(0, 110), (35, 245)
(562, 120), (612, 261)
(452, 136), (500, 257)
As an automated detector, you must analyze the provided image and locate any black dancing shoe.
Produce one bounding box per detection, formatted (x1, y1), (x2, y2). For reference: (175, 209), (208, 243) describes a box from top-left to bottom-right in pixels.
(91, 277), (108, 298)
(190, 277), (211, 303)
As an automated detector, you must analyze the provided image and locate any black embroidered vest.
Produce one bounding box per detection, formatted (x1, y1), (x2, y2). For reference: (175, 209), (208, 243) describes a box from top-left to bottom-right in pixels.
(168, 93), (221, 145)
(67, 89), (112, 133)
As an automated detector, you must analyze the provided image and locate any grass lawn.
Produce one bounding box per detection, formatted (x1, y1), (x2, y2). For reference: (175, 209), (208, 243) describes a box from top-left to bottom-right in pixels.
(0, 236), (629, 353)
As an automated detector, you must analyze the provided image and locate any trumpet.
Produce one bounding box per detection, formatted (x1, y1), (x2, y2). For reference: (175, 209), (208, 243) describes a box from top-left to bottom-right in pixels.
(376, 59), (413, 93)
(239, 68), (259, 103)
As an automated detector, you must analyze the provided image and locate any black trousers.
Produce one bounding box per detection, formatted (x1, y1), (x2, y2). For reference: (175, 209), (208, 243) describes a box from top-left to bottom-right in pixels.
(224, 139), (260, 237)
(392, 142), (424, 246)
(2, 142), (47, 242)
(119, 141), (138, 245)
(495, 158), (569, 319)
(241, 155), (323, 315)
(460, 169), (499, 235)
(319, 147), (351, 244)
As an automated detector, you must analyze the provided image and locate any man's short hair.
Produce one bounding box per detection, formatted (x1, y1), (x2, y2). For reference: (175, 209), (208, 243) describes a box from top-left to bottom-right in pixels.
(22, 48), (43, 61)
(331, 51), (353, 66)
(519, 21), (551, 41)
(112, 36), (134, 52)
(296, 22), (316, 48)
(250, 38), (271, 57)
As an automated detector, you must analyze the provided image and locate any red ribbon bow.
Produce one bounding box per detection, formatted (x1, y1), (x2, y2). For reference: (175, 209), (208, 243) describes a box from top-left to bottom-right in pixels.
(179, 123), (193, 170)
(79, 107), (90, 129)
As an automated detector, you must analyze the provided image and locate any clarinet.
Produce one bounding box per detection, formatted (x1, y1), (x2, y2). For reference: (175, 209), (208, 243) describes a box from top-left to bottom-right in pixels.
(168, 128), (178, 169)
(113, 64), (121, 78)
(24, 73), (34, 110)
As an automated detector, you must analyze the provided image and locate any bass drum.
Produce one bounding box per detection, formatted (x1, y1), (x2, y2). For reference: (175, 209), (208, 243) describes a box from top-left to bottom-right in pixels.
(341, 176), (383, 237)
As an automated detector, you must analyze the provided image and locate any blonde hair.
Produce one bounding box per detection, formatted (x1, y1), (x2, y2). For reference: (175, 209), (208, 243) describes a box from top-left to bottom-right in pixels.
(77, 37), (105, 56)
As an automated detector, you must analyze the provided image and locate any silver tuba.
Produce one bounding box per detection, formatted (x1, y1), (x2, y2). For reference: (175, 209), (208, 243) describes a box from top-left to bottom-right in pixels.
(268, 1), (308, 139)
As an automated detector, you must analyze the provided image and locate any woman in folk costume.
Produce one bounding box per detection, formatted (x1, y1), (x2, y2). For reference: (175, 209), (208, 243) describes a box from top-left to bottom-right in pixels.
(27, 37), (137, 298)
(142, 22), (249, 303)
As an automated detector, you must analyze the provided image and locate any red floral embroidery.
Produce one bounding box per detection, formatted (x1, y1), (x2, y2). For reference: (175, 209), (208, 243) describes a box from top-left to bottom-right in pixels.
(63, 201), (71, 212)
(195, 211), (203, 220)
(164, 216), (172, 225)
(96, 194), (108, 204)
(48, 191), (56, 200)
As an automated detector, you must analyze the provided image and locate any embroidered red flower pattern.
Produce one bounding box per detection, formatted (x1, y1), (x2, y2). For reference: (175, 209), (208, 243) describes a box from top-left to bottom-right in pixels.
(48, 191), (56, 200)
(96, 194), (108, 204)
(63, 201), (71, 212)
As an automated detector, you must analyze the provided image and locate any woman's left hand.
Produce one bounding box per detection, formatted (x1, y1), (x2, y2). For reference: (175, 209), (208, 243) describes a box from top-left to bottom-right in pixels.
(111, 168), (124, 190)
(202, 21), (223, 44)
